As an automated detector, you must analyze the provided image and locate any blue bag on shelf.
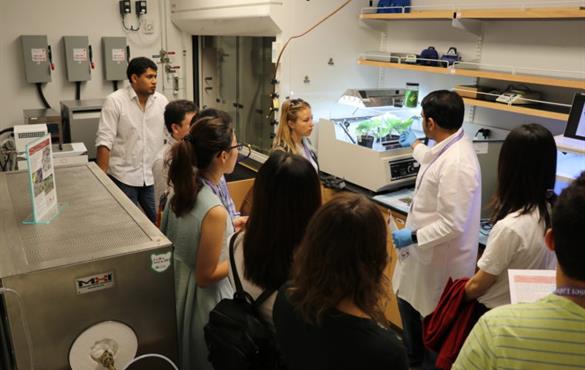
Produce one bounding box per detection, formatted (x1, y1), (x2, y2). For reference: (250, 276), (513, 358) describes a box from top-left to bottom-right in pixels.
(419, 46), (439, 66)
(377, 0), (411, 14)
(440, 47), (462, 66)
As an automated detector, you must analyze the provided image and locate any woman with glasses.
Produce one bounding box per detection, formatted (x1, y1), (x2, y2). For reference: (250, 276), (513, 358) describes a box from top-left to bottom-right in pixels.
(160, 115), (239, 370)
(192, 108), (251, 231)
(273, 98), (318, 172)
(229, 150), (322, 327)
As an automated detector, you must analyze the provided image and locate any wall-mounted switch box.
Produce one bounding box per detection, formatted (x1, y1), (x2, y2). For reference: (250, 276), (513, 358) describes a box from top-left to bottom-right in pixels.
(20, 35), (51, 83)
(119, 0), (131, 15)
(63, 36), (91, 82)
(135, 1), (147, 15)
(102, 37), (127, 81)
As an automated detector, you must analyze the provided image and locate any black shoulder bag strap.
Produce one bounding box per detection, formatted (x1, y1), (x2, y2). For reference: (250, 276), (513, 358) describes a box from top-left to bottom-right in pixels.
(229, 232), (275, 307)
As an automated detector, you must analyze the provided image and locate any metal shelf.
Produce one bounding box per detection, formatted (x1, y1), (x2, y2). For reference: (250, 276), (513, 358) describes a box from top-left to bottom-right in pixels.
(360, 11), (454, 20)
(456, 7), (585, 19)
(360, 6), (585, 20)
(462, 97), (569, 121)
(358, 58), (585, 89)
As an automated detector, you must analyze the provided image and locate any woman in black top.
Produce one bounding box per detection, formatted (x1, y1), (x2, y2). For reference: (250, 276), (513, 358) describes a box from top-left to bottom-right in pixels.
(273, 193), (408, 370)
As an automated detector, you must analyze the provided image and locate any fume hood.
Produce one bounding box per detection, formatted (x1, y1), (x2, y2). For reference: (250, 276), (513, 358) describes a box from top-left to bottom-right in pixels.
(170, 0), (284, 36)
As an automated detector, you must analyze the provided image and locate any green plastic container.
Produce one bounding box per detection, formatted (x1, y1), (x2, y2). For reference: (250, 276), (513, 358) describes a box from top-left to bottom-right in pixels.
(405, 83), (419, 108)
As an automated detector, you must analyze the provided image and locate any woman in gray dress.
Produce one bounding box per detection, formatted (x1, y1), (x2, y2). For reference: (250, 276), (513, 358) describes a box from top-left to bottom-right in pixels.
(160, 113), (239, 370)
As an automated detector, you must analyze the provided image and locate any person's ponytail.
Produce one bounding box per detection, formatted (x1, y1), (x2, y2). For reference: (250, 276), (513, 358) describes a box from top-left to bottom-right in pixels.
(165, 114), (234, 217)
(167, 137), (200, 217)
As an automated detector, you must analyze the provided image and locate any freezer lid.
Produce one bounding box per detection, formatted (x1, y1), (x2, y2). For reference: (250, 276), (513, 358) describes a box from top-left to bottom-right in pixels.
(0, 163), (171, 278)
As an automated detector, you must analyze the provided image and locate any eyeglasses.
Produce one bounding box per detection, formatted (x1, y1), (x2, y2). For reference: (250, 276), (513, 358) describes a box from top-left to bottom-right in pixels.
(224, 143), (252, 162)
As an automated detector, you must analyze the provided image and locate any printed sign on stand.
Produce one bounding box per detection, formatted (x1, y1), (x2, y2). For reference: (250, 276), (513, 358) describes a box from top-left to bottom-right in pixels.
(23, 134), (61, 224)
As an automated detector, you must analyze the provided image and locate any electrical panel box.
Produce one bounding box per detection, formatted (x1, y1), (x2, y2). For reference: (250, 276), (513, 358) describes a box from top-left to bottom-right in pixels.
(63, 36), (91, 82)
(20, 35), (51, 83)
(119, 0), (131, 15)
(135, 0), (147, 15)
(102, 37), (127, 81)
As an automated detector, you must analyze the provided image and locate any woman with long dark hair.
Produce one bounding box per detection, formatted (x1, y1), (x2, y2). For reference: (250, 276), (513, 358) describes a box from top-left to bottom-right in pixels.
(464, 123), (558, 307)
(161, 114), (239, 370)
(274, 193), (408, 370)
(229, 150), (322, 326)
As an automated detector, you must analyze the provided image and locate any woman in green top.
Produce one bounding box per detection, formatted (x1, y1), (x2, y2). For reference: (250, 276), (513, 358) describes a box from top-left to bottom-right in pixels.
(161, 113), (239, 370)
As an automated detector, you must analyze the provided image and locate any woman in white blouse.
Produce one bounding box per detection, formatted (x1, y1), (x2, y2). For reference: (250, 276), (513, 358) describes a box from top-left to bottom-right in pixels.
(464, 123), (558, 308)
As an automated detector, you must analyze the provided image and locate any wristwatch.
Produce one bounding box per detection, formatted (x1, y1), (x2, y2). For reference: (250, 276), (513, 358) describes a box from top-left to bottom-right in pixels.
(411, 230), (418, 244)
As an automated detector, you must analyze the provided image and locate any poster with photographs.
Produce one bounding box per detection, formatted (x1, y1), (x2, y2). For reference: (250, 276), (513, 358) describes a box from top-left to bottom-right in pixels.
(25, 134), (58, 223)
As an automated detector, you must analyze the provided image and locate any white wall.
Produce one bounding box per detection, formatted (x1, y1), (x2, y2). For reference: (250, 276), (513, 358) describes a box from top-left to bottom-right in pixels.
(3, 0), (582, 137)
(275, 0), (382, 120)
(271, 0), (584, 139)
(0, 0), (192, 131)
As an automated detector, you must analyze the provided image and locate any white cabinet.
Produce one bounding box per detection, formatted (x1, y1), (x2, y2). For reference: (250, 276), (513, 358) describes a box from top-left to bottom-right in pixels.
(170, 0), (284, 36)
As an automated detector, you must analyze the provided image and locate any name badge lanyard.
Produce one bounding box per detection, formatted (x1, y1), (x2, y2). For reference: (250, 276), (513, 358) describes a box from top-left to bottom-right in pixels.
(200, 177), (233, 220)
(302, 140), (318, 169)
(410, 130), (465, 211)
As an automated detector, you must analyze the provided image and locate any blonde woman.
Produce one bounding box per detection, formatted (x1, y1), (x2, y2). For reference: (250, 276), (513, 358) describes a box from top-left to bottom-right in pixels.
(272, 98), (318, 172)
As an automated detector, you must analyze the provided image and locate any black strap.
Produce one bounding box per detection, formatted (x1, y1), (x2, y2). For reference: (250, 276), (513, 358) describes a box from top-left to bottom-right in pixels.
(228, 232), (275, 306)
(228, 231), (245, 294)
(254, 288), (274, 309)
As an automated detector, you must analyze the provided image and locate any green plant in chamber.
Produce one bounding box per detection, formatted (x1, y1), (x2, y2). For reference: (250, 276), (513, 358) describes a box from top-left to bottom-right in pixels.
(354, 113), (416, 140)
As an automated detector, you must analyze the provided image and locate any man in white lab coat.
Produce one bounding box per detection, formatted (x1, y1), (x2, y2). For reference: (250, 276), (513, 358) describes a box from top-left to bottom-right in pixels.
(392, 90), (481, 369)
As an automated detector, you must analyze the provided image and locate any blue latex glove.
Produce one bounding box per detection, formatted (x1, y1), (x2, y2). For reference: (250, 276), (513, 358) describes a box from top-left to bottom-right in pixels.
(399, 130), (417, 147)
(392, 228), (413, 249)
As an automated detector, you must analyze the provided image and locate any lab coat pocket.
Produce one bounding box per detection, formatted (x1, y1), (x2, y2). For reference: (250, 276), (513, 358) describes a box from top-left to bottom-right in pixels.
(413, 180), (439, 214)
(410, 244), (433, 265)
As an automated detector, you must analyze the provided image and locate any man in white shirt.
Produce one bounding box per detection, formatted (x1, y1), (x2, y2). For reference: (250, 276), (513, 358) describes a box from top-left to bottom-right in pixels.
(96, 57), (169, 223)
(152, 100), (197, 217)
(392, 90), (481, 369)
